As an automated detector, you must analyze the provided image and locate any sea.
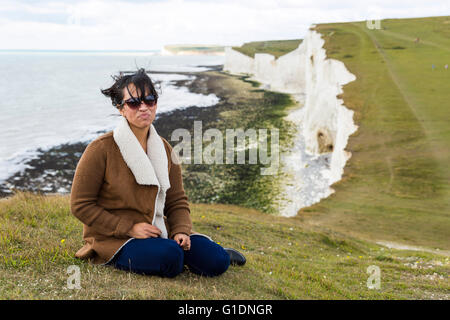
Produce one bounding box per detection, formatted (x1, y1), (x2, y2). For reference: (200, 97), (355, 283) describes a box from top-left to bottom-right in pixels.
(0, 51), (225, 184)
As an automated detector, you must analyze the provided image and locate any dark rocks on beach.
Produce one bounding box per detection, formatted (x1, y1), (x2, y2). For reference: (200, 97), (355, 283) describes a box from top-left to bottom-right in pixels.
(0, 142), (88, 197)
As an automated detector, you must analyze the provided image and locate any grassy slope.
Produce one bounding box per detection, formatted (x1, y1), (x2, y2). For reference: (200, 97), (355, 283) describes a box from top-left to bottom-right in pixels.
(1, 192), (448, 299)
(232, 39), (302, 59)
(300, 16), (450, 251)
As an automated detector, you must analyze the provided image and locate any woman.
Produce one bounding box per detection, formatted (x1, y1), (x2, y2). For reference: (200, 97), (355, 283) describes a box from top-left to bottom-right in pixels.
(70, 68), (245, 278)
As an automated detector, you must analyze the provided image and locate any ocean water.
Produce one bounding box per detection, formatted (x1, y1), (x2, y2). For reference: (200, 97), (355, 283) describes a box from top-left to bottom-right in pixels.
(0, 52), (224, 183)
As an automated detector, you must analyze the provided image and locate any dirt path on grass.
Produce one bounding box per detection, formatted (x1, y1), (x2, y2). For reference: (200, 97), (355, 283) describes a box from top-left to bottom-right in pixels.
(359, 25), (430, 139)
(376, 241), (450, 257)
(358, 23), (450, 184)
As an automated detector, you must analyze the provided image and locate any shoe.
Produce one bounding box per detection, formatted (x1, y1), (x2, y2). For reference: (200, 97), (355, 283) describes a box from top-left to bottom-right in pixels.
(224, 248), (246, 266)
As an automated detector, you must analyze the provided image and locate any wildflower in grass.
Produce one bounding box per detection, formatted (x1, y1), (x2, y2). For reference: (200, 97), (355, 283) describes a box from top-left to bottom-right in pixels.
(359, 256), (363, 259)
(60, 239), (66, 245)
(201, 215), (205, 219)
(241, 245), (246, 250)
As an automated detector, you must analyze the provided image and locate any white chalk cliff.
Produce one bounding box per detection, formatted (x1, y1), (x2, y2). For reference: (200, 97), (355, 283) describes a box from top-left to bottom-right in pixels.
(223, 28), (358, 216)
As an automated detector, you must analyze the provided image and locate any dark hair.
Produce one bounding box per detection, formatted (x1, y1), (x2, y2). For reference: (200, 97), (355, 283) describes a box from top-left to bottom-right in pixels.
(101, 68), (159, 109)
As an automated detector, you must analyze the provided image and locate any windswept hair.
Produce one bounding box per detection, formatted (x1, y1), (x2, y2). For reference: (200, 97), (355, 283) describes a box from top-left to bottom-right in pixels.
(101, 68), (159, 109)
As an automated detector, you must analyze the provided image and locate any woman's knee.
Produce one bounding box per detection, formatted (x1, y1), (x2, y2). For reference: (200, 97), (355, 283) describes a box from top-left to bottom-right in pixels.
(194, 249), (229, 277)
(209, 247), (230, 276)
(159, 240), (184, 277)
(187, 237), (230, 277)
(113, 238), (184, 278)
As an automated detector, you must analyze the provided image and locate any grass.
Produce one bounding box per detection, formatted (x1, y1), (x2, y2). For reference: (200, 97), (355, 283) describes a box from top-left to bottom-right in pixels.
(232, 39), (302, 59)
(301, 16), (450, 251)
(0, 191), (448, 299)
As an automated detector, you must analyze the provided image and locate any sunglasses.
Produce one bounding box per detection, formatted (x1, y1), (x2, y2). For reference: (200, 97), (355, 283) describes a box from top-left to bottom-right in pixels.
(121, 94), (157, 109)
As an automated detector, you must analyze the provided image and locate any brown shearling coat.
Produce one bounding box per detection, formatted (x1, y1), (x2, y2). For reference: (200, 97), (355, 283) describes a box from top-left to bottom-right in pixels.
(70, 119), (195, 265)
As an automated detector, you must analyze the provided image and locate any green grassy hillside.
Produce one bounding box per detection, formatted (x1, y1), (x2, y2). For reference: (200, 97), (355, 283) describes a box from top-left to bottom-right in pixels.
(0, 192), (448, 299)
(301, 16), (450, 251)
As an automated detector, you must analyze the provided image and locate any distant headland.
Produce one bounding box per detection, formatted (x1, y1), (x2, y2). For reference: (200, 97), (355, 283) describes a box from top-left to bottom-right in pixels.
(161, 44), (225, 56)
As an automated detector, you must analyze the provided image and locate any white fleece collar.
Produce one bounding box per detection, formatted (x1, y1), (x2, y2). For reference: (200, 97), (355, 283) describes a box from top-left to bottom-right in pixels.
(113, 117), (170, 192)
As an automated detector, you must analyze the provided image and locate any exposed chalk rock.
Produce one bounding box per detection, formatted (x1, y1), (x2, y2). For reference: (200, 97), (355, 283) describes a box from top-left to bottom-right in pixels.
(223, 28), (358, 216)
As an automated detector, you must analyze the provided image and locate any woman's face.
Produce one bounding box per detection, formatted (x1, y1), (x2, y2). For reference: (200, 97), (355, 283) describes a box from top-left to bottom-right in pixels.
(119, 83), (157, 129)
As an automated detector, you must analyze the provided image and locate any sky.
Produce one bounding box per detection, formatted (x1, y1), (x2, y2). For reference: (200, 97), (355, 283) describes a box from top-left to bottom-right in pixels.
(1, 0), (449, 51)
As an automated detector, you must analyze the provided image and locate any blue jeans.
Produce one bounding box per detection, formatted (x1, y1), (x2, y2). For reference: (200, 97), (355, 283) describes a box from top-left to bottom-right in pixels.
(108, 235), (230, 278)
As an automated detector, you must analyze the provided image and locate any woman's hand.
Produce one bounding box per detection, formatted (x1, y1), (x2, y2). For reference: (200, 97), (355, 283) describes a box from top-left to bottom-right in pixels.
(127, 222), (161, 239)
(173, 233), (191, 250)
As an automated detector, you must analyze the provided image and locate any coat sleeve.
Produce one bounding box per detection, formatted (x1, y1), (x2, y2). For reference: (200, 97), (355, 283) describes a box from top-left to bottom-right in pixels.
(162, 139), (192, 238)
(70, 139), (134, 238)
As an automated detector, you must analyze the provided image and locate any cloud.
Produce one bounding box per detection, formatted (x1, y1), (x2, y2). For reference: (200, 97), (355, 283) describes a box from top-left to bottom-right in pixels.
(0, 0), (448, 50)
